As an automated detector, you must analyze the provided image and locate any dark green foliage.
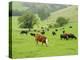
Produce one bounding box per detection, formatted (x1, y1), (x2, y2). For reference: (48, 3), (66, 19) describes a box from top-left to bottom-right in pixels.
(18, 11), (40, 29)
(56, 17), (69, 27)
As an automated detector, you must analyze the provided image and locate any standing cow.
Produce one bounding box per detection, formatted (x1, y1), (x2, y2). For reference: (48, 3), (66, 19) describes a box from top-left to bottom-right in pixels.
(30, 33), (35, 36)
(52, 31), (56, 36)
(60, 34), (69, 40)
(60, 31), (77, 40)
(34, 34), (48, 47)
(55, 29), (58, 31)
(68, 33), (77, 39)
(20, 30), (28, 35)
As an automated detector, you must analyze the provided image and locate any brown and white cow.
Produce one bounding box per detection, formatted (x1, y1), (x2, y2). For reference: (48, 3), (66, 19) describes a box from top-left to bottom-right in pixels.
(34, 34), (48, 47)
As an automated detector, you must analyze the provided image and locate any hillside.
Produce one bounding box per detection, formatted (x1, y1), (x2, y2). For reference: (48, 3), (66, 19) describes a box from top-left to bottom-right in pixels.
(10, 1), (69, 19)
(45, 6), (78, 24)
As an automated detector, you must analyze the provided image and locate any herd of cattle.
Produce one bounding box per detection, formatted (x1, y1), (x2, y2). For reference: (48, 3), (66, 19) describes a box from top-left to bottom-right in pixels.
(20, 26), (77, 47)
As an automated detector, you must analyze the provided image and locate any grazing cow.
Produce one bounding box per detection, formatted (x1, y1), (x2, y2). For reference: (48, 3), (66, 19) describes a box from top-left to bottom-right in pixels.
(52, 31), (56, 35)
(60, 31), (77, 40)
(68, 33), (77, 39)
(55, 29), (58, 31)
(20, 30), (28, 35)
(69, 26), (72, 28)
(60, 34), (69, 40)
(41, 30), (45, 35)
(35, 34), (48, 47)
(62, 30), (65, 33)
(30, 33), (35, 36)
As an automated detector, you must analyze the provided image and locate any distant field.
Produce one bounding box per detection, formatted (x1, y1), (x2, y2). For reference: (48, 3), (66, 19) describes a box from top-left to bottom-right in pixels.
(10, 6), (78, 58)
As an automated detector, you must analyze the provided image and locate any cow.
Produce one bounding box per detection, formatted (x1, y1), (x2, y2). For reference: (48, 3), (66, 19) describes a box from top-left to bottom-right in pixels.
(41, 30), (45, 35)
(34, 34), (48, 47)
(69, 26), (72, 28)
(20, 30), (28, 35)
(68, 33), (77, 39)
(60, 34), (69, 40)
(30, 33), (35, 36)
(55, 29), (58, 31)
(62, 30), (65, 34)
(52, 31), (56, 35)
(60, 31), (77, 40)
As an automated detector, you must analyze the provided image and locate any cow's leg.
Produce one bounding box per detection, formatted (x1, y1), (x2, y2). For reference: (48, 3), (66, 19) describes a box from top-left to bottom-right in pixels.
(66, 36), (68, 40)
(45, 43), (48, 47)
(42, 42), (43, 45)
(45, 39), (48, 47)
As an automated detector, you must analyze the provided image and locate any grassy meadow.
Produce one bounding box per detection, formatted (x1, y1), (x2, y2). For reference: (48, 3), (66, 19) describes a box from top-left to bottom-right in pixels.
(10, 3), (78, 58)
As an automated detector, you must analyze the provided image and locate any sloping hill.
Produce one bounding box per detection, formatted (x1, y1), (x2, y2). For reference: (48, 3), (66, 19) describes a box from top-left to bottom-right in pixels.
(46, 6), (78, 24)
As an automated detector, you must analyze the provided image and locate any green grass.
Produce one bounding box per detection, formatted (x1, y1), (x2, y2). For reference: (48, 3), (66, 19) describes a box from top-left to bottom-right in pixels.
(10, 6), (78, 59)
(12, 30), (78, 58)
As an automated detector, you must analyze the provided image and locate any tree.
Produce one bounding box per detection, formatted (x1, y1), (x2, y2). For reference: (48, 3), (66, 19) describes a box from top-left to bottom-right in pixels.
(18, 11), (40, 30)
(56, 17), (69, 27)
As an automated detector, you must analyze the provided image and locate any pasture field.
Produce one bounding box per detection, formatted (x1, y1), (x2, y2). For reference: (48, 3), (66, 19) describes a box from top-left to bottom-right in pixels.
(10, 6), (78, 58)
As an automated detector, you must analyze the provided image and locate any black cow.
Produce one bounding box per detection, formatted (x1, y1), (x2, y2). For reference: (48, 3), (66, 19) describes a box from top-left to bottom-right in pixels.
(30, 33), (35, 36)
(55, 29), (58, 31)
(62, 30), (65, 33)
(41, 30), (45, 35)
(52, 31), (56, 35)
(20, 30), (28, 35)
(68, 33), (77, 39)
(60, 34), (69, 40)
(69, 26), (72, 28)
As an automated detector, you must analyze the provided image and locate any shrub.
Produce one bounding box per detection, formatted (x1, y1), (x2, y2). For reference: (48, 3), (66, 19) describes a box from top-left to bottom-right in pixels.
(56, 17), (69, 27)
(18, 11), (40, 30)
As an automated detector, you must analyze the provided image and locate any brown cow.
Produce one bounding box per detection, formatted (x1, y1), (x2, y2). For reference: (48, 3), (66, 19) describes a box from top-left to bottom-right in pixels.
(35, 34), (48, 47)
